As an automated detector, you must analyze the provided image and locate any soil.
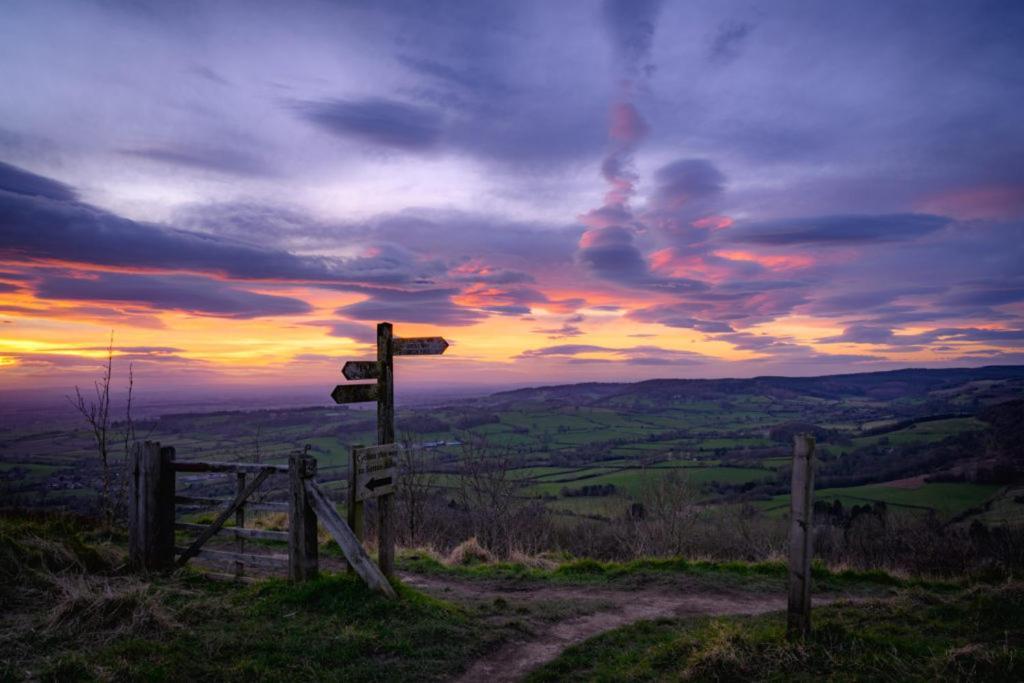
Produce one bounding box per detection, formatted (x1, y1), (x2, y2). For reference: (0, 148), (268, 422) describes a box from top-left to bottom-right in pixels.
(398, 572), (827, 683)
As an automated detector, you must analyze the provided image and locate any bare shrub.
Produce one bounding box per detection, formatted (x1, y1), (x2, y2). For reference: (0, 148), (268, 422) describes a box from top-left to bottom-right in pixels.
(452, 437), (523, 555)
(395, 433), (436, 547)
(446, 537), (494, 566)
(67, 334), (136, 528)
(618, 471), (702, 557)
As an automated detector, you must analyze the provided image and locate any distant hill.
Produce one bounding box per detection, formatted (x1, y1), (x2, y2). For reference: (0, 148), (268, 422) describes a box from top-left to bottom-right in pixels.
(484, 365), (1024, 408)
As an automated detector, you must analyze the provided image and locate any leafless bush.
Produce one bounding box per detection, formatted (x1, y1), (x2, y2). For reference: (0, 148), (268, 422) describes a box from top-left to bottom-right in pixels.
(617, 471), (702, 557)
(67, 334), (136, 528)
(452, 436), (524, 555)
(395, 433), (436, 547)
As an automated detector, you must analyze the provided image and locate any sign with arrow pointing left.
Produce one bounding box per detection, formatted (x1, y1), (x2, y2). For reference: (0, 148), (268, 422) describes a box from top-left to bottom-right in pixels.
(352, 444), (397, 501)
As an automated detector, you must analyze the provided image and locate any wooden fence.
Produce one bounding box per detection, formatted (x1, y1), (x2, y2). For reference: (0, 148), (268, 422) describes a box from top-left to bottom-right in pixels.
(129, 441), (393, 597)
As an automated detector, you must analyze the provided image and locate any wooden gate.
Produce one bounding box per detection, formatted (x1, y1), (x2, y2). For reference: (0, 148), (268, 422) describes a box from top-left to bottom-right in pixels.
(129, 441), (393, 597)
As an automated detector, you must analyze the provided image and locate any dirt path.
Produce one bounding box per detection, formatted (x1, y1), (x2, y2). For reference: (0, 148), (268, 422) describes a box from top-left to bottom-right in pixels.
(399, 572), (802, 683)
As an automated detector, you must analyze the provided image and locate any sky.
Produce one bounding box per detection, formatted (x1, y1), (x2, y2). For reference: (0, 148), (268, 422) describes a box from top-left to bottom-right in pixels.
(1, 0), (1023, 399)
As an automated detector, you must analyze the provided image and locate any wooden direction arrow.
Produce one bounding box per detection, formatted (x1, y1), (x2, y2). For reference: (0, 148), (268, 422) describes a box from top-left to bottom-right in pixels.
(365, 476), (392, 492)
(342, 360), (380, 381)
(393, 336), (449, 356)
(331, 383), (379, 404)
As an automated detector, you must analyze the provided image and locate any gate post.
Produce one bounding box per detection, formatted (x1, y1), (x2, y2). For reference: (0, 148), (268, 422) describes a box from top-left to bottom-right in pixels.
(787, 434), (816, 640)
(129, 441), (175, 572)
(288, 451), (319, 581)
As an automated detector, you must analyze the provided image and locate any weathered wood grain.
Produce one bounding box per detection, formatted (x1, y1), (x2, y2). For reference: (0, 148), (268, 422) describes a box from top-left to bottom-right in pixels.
(174, 495), (288, 513)
(288, 452), (319, 581)
(174, 546), (288, 570)
(174, 522), (288, 542)
(305, 478), (396, 598)
(787, 434), (816, 640)
(129, 442), (175, 572)
(176, 468), (271, 567)
(377, 322), (396, 577)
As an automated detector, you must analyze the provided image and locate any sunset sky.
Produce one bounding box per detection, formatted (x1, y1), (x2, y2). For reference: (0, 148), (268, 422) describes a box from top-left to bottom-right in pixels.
(1, 1), (1023, 398)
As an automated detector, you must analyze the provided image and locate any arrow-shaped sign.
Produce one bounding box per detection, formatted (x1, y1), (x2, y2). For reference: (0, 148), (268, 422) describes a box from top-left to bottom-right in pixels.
(394, 336), (449, 356)
(365, 476), (392, 492)
(331, 383), (379, 404)
(342, 360), (380, 381)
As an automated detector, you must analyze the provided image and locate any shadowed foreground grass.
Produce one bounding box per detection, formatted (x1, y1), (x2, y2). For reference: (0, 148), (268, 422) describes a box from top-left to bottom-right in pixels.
(0, 513), (510, 682)
(527, 582), (1024, 682)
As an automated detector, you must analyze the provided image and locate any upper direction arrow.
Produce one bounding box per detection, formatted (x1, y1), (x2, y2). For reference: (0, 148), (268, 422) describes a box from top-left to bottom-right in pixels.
(393, 336), (449, 356)
(342, 360), (380, 381)
(330, 383), (380, 404)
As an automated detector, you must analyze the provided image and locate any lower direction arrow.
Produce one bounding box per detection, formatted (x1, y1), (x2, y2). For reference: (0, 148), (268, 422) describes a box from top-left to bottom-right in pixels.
(331, 383), (379, 404)
(365, 476), (392, 492)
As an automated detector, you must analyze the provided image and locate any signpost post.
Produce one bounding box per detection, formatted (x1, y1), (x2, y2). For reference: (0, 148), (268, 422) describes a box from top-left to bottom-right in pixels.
(332, 322), (449, 577)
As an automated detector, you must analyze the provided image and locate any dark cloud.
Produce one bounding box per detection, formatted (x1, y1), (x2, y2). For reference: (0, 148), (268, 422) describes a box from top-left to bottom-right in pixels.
(651, 159), (725, 209)
(35, 272), (312, 318)
(517, 342), (707, 365)
(314, 320), (377, 345)
(0, 160), (77, 201)
(534, 323), (583, 339)
(121, 146), (272, 177)
(818, 325), (1024, 348)
(709, 20), (753, 63)
(294, 97), (443, 150)
(0, 168), (425, 285)
(602, 0), (664, 78)
(731, 214), (951, 246)
(335, 287), (485, 326)
(577, 226), (650, 281)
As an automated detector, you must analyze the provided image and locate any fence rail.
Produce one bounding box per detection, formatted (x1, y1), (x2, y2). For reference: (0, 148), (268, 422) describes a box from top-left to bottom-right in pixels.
(130, 440), (395, 598)
(174, 522), (288, 542)
(173, 461), (289, 474)
(174, 495), (289, 513)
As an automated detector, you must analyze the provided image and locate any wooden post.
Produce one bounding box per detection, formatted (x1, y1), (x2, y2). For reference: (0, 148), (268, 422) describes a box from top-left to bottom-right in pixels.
(129, 441), (175, 572)
(377, 322), (396, 577)
(347, 446), (365, 574)
(234, 472), (246, 579)
(787, 434), (816, 640)
(288, 451), (319, 581)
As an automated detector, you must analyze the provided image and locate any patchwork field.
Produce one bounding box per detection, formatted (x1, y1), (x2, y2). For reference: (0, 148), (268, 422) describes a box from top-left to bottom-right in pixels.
(1, 367), (1021, 530)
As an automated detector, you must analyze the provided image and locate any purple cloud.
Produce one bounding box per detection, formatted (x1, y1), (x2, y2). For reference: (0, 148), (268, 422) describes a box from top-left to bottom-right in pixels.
(35, 272), (311, 319)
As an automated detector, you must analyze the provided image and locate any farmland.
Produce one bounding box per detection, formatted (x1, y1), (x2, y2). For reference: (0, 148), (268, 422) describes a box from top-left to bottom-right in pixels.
(1, 365), (1022, 528)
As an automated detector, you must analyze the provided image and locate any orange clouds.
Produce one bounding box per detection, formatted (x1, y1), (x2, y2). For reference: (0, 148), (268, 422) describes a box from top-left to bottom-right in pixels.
(715, 250), (815, 271)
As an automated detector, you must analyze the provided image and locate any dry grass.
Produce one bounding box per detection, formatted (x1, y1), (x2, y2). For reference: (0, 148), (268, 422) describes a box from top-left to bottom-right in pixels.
(45, 574), (179, 641)
(446, 537), (494, 566)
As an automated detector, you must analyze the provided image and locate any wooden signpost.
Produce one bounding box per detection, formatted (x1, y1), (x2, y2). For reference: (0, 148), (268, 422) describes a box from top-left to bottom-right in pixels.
(332, 322), (449, 576)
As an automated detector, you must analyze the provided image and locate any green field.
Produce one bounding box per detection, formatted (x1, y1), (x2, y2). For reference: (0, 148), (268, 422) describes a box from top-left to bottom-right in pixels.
(758, 482), (1001, 516)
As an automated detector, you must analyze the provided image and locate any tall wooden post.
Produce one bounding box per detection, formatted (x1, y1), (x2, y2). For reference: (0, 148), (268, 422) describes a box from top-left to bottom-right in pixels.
(129, 441), (175, 572)
(377, 322), (396, 576)
(787, 434), (816, 640)
(288, 451), (319, 581)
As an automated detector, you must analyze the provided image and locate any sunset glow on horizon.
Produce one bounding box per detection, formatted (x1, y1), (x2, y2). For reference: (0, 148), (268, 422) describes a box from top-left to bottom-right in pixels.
(1, 1), (1022, 398)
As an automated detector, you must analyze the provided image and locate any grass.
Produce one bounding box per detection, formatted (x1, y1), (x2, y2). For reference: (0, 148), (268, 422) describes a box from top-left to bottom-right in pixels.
(526, 582), (1024, 682)
(395, 551), (944, 594)
(0, 512), (516, 682)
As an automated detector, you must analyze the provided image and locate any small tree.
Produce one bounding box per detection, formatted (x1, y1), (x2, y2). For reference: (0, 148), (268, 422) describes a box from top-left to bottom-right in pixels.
(68, 333), (135, 528)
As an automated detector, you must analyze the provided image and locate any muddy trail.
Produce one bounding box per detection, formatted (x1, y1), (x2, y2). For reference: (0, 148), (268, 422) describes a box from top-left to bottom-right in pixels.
(399, 571), (841, 683)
